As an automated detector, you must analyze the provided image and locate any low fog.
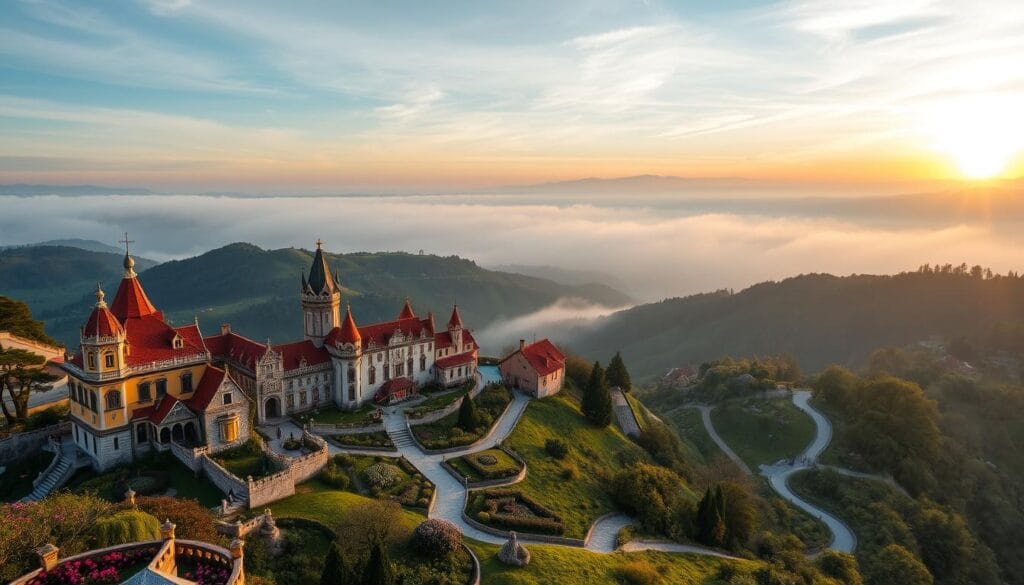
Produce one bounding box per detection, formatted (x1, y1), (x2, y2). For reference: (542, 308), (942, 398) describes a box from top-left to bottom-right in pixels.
(4, 191), (1024, 302)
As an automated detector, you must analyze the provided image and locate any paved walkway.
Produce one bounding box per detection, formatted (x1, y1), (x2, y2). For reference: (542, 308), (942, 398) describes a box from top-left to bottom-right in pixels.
(611, 390), (641, 438)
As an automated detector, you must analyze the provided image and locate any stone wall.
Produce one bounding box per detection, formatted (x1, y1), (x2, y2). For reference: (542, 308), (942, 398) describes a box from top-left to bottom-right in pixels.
(200, 454), (248, 498)
(0, 421), (70, 463)
(169, 441), (207, 473)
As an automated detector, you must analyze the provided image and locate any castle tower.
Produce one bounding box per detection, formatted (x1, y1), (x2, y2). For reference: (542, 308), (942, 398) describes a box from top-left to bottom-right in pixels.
(301, 240), (342, 348)
(447, 304), (463, 350)
(80, 284), (126, 375)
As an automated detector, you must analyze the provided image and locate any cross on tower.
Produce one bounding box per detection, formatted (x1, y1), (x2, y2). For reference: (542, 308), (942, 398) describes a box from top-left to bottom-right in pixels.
(316, 238), (323, 250)
(119, 232), (134, 256)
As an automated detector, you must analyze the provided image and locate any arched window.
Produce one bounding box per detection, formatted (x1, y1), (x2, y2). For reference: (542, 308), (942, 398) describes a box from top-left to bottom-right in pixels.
(347, 366), (356, 383)
(105, 390), (122, 410)
(138, 382), (152, 402)
(420, 354), (426, 371)
(89, 390), (98, 412)
(407, 358), (414, 377)
(180, 372), (193, 393)
(368, 365), (376, 385)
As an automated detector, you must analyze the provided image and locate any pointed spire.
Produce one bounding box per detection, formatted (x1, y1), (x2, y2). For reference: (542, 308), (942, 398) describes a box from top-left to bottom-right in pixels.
(110, 234), (158, 320)
(447, 304), (463, 330)
(337, 303), (361, 345)
(119, 232), (136, 278)
(305, 240), (339, 295)
(398, 297), (416, 320)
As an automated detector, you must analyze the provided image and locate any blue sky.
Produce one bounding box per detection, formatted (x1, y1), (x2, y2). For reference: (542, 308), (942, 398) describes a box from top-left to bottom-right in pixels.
(2, 0), (1023, 192)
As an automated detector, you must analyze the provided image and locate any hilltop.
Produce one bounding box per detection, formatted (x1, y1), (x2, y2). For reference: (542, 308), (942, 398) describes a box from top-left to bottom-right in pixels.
(0, 242), (631, 349)
(570, 269), (1024, 379)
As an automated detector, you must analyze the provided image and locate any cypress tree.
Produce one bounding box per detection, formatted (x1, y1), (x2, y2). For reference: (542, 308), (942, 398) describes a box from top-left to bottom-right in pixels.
(582, 361), (613, 426)
(606, 351), (632, 392)
(320, 543), (353, 585)
(457, 395), (480, 431)
(362, 540), (394, 585)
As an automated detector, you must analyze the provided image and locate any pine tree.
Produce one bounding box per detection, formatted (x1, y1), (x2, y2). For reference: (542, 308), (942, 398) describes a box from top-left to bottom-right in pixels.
(582, 361), (612, 426)
(320, 543), (353, 585)
(696, 487), (727, 547)
(362, 540), (394, 585)
(457, 395), (480, 431)
(606, 351), (632, 392)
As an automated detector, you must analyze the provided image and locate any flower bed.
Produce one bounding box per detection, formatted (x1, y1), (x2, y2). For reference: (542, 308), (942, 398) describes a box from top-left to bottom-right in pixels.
(467, 489), (564, 535)
(448, 448), (523, 482)
(412, 385), (511, 450)
(329, 431), (394, 449)
(176, 557), (231, 585)
(344, 455), (433, 509)
(29, 548), (155, 585)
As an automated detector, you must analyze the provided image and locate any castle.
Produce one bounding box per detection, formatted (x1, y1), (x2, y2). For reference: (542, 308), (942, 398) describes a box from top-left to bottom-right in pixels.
(64, 241), (477, 471)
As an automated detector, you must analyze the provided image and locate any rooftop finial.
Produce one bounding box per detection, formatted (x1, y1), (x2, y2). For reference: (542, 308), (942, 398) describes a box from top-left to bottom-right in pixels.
(316, 238), (323, 250)
(119, 232), (136, 277)
(95, 283), (106, 307)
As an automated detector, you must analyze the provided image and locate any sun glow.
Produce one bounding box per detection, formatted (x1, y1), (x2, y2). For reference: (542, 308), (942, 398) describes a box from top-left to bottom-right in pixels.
(923, 95), (1024, 179)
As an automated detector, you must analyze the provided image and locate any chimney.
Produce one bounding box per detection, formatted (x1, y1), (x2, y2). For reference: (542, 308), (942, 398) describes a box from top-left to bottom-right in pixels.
(519, 339), (525, 351)
(221, 324), (231, 335)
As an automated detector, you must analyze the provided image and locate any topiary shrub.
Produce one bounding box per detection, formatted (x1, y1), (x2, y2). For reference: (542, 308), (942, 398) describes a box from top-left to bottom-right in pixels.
(412, 519), (462, 557)
(545, 438), (569, 459)
(477, 511), (491, 523)
(363, 463), (404, 489)
(91, 509), (161, 548)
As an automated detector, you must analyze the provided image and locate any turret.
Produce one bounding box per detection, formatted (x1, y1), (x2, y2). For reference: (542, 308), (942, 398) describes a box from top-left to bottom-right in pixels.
(398, 298), (415, 320)
(447, 304), (463, 349)
(110, 237), (159, 321)
(81, 284), (126, 374)
(301, 240), (342, 348)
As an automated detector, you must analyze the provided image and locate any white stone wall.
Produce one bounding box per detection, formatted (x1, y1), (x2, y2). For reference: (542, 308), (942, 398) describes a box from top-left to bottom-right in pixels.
(282, 368), (332, 415)
(73, 422), (132, 471)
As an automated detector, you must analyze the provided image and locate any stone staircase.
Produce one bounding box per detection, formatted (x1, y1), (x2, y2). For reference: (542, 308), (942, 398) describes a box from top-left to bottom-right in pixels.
(214, 490), (249, 517)
(385, 418), (416, 450)
(22, 438), (79, 502)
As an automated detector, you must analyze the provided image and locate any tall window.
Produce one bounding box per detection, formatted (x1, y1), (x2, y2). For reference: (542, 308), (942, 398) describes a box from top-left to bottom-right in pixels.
(105, 390), (122, 410)
(87, 353), (96, 369)
(369, 366), (376, 385)
(348, 386), (355, 400)
(180, 372), (193, 393)
(300, 391), (307, 406)
(89, 390), (98, 412)
(347, 366), (356, 383)
(138, 382), (152, 402)
(395, 362), (404, 377)
(420, 355), (426, 372)
(104, 353), (115, 368)
(155, 379), (167, 398)
(407, 358), (414, 377)
(220, 417), (238, 443)
(136, 424), (148, 444)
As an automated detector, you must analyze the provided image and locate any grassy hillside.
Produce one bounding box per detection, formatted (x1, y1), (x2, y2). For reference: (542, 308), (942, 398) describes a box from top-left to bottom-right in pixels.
(572, 271), (1024, 379)
(2, 242), (630, 349)
(710, 399), (815, 469)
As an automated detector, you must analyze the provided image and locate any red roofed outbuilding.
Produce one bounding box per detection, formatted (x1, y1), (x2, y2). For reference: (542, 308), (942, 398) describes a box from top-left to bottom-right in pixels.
(499, 339), (566, 398)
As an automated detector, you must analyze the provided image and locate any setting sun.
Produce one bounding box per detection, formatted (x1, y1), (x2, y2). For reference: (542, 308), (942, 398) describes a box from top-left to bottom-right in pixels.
(925, 95), (1024, 179)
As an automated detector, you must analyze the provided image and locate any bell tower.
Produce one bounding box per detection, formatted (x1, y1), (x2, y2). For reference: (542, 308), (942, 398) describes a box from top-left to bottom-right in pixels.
(301, 240), (341, 348)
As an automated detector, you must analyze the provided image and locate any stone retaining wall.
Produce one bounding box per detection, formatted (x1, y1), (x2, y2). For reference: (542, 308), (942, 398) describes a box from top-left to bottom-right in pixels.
(462, 543), (481, 585)
(440, 445), (527, 489)
(459, 489), (586, 547)
(311, 422), (384, 435)
(410, 393), (520, 455)
(0, 421), (71, 463)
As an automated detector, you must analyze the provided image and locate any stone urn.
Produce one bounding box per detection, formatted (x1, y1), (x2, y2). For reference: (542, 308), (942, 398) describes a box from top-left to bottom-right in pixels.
(498, 531), (530, 566)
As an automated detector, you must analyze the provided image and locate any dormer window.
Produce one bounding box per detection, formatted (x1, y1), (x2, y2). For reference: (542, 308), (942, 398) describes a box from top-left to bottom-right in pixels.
(172, 335), (183, 349)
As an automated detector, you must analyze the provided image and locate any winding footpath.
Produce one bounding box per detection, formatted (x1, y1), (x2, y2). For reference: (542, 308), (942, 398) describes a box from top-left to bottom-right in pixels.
(264, 368), (737, 559)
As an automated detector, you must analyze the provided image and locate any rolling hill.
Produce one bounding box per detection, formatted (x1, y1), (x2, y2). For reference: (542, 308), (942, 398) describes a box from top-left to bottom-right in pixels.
(1, 242), (631, 351)
(570, 270), (1024, 379)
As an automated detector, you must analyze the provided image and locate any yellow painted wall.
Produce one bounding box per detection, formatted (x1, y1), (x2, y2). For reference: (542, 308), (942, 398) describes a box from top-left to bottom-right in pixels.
(69, 363), (208, 431)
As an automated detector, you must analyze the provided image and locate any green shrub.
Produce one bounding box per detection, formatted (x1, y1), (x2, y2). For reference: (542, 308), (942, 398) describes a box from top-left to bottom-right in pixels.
(561, 462), (580, 480)
(545, 438), (569, 459)
(617, 560), (660, 585)
(91, 509), (161, 548)
(477, 511), (490, 522)
(320, 461), (350, 490)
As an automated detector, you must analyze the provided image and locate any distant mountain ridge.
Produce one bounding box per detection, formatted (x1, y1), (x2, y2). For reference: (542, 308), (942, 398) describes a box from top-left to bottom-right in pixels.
(570, 270), (1024, 379)
(0, 184), (153, 196)
(0, 242), (631, 351)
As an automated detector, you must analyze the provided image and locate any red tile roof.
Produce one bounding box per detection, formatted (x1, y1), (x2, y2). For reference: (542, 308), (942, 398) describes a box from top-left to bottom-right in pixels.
(132, 394), (186, 424)
(122, 315), (206, 367)
(356, 317), (434, 351)
(447, 305), (463, 329)
(374, 377), (415, 403)
(275, 339), (330, 370)
(435, 329), (476, 350)
(110, 275), (159, 321)
(204, 332), (267, 370)
(84, 305), (123, 338)
(503, 338), (565, 377)
(434, 351), (476, 370)
(186, 366), (227, 411)
(331, 306), (362, 345)
(398, 300), (416, 320)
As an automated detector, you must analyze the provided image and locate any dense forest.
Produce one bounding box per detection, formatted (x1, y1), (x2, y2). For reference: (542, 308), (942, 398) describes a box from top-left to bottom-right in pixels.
(572, 267), (1024, 379)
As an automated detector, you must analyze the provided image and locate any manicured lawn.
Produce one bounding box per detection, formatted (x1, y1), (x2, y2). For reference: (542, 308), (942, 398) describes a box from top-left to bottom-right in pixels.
(67, 453), (223, 507)
(342, 454), (433, 508)
(469, 541), (757, 585)
(295, 403), (377, 427)
(710, 398), (814, 468)
(448, 448), (522, 483)
(212, 439), (279, 479)
(0, 450), (53, 501)
(412, 385), (512, 450)
(487, 394), (649, 539)
(269, 478), (426, 529)
(406, 387), (469, 418)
